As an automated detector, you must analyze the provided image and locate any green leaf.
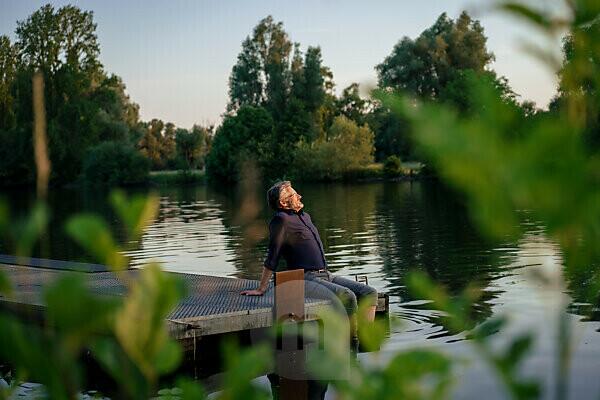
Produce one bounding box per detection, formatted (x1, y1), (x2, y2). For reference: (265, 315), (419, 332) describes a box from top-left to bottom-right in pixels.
(110, 190), (159, 242)
(357, 301), (388, 352)
(0, 200), (8, 234)
(504, 334), (533, 369)
(219, 341), (272, 400)
(65, 214), (126, 270)
(512, 381), (540, 400)
(91, 337), (149, 398)
(498, 3), (554, 30)
(154, 340), (182, 375)
(114, 264), (186, 383)
(176, 378), (207, 400)
(573, 0), (600, 27)
(0, 271), (12, 296)
(14, 202), (49, 257)
(44, 274), (120, 339)
(470, 317), (507, 341)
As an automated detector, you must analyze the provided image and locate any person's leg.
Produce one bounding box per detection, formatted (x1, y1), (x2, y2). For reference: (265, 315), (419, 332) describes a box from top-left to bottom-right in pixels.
(304, 272), (359, 340)
(305, 273), (359, 316)
(330, 275), (378, 322)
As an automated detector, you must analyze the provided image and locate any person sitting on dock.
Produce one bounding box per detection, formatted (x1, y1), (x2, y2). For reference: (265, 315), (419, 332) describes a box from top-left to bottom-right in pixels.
(241, 180), (378, 342)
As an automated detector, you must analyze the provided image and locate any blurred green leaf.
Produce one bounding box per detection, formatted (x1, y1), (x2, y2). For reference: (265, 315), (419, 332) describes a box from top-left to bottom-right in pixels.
(44, 274), (120, 342)
(384, 350), (453, 400)
(176, 378), (207, 400)
(154, 340), (182, 375)
(65, 214), (127, 270)
(407, 271), (480, 334)
(1, 201), (50, 258)
(218, 341), (272, 400)
(497, 3), (563, 31)
(115, 263), (185, 384)
(470, 317), (507, 341)
(0, 201), (8, 234)
(503, 334), (533, 369)
(572, 0), (600, 27)
(110, 190), (159, 242)
(0, 271), (12, 296)
(91, 337), (149, 399)
(0, 314), (78, 399)
(357, 301), (387, 352)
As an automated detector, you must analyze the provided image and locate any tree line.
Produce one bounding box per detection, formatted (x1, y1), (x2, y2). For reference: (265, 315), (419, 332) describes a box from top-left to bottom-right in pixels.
(0, 4), (211, 186)
(0, 5), (594, 185)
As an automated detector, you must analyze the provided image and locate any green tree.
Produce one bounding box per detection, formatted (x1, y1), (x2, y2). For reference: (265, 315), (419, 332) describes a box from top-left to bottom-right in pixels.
(294, 115), (374, 180)
(227, 16), (293, 116)
(376, 11), (494, 99)
(1, 4), (142, 184)
(175, 125), (208, 169)
(299, 46), (326, 113)
(552, 20), (600, 151)
(138, 119), (178, 170)
(16, 4), (100, 75)
(438, 69), (519, 115)
(225, 17), (335, 175)
(228, 37), (263, 111)
(335, 83), (373, 127)
(369, 106), (413, 161)
(206, 105), (274, 182)
(0, 36), (18, 131)
(83, 141), (149, 185)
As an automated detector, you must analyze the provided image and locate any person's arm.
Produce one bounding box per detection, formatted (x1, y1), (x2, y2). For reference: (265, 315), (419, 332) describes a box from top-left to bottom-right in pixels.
(241, 266), (273, 296)
(241, 215), (284, 296)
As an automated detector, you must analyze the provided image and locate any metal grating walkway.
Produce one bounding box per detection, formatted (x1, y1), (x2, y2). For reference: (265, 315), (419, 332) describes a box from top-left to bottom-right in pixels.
(0, 263), (330, 337)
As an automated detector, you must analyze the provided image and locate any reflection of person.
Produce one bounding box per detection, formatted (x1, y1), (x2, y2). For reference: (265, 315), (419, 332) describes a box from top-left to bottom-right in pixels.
(241, 180), (378, 341)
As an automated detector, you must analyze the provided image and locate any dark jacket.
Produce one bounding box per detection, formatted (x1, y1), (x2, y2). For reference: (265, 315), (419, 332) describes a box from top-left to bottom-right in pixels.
(263, 209), (327, 271)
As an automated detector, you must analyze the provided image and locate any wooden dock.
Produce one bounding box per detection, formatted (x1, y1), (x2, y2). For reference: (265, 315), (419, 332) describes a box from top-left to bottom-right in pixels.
(0, 258), (388, 342)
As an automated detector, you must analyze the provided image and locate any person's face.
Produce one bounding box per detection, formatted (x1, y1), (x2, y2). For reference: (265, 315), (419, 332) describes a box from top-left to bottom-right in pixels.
(279, 186), (303, 211)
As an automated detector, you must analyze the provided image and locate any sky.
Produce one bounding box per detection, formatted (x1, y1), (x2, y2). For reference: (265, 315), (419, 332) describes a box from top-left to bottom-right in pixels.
(1, 0), (565, 129)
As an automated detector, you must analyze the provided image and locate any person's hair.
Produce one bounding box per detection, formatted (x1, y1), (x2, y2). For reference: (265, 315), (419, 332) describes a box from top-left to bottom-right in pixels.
(267, 181), (291, 211)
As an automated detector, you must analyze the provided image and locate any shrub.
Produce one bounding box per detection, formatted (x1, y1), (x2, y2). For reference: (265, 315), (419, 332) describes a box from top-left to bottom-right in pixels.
(83, 141), (149, 185)
(294, 116), (375, 181)
(383, 155), (402, 176)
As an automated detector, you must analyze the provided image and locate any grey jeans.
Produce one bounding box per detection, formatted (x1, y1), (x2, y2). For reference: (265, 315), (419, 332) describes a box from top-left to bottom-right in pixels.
(303, 270), (377, 316)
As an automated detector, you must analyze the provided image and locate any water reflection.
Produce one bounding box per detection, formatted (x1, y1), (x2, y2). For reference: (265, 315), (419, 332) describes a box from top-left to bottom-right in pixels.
(0, 181), (575, 342)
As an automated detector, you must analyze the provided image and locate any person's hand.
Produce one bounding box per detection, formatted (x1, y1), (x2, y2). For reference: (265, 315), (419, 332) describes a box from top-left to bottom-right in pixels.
(241, 289), (265, 296)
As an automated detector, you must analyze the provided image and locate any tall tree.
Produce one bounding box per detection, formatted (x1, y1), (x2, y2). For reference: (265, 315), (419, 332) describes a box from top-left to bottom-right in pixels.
(301, 46), (325, 113)
(227, 16), (293, 116)
(376, 11), (494, 99)
(335, 83), (373, 127)
(175, 125), (208, 169)
(206, 105), (274, 182)
(15, 4), (100, 75)
(138, 119), (176, 170)
(552, 20), (600, 151)
(290, 43), (304, 100)
(0, 36), (18, 130)
(228, 37), (263, 111)
(3, 4), (143, 184)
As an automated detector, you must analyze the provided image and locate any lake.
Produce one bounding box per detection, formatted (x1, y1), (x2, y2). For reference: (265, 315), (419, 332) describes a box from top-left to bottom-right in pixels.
(2, 180), (599, 398)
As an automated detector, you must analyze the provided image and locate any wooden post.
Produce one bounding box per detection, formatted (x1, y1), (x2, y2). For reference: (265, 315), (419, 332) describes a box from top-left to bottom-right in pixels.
(274, 269), (307, 400)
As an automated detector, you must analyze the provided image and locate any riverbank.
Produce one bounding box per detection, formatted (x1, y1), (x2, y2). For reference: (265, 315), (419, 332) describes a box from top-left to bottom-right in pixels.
(0, 162), (424, 191)
(342, 161), (423, 182)
(147, 163), (423, 186)
(148, 169), (206, 185)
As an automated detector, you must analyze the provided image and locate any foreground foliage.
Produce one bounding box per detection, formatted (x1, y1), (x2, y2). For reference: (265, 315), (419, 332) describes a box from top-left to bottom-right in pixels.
(0, 1), (599, 400)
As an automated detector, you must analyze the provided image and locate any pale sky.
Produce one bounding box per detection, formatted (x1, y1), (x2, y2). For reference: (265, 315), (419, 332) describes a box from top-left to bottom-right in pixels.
(1, 0), (564, 128)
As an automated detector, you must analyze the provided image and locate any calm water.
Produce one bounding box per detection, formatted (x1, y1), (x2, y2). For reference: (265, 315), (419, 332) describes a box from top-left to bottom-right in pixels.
(2, 181), (599, 397)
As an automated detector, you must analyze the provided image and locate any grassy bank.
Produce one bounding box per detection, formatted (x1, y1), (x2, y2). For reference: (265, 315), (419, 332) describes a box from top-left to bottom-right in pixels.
(312, 161), (423, 182)
(148, 170), (206, 185)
